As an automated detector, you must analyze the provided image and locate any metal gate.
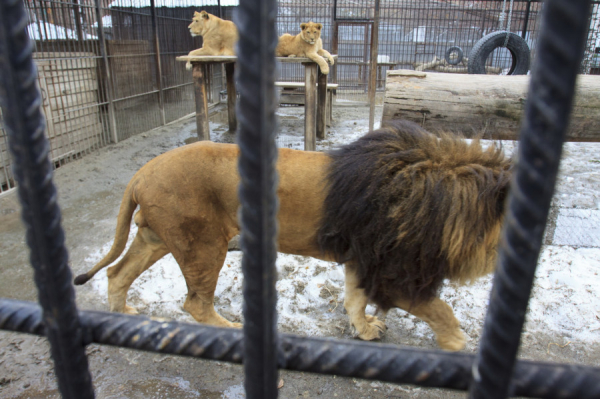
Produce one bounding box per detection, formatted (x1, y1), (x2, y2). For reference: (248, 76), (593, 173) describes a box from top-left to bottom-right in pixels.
(1, 0), (600, 398)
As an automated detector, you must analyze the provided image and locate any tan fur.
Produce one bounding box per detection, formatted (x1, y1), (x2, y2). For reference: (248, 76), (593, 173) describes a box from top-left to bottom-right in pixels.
(185, 11), (239, 70)
(76, 138), (506, 351)
(275, 22), (335, 74)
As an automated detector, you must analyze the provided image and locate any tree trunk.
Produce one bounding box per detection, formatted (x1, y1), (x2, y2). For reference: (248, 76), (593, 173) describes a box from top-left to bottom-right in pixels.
(382, 70), (600, 141)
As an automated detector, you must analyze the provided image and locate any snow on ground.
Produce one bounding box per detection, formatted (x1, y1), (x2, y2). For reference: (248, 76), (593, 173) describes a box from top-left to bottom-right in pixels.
(85, 114), (600, 348)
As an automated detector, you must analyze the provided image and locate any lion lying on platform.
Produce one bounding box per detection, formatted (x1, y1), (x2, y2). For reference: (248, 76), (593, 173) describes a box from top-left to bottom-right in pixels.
(276, 22), (335, 74)
(185, 10), (238, 70)
(75, 121), (512, 351)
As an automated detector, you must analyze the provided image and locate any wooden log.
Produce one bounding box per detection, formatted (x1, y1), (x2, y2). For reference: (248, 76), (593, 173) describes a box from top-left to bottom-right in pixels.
(192, 63), (210, 141)
(225, 62), (237, 133)
(317, 69), (327, 140)
(382, 70), (600, 141)
(304, 63), (317, 151)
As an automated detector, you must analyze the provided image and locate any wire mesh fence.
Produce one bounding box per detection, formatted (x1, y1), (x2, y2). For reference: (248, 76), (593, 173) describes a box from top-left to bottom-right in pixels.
(0, 0), (599, 197)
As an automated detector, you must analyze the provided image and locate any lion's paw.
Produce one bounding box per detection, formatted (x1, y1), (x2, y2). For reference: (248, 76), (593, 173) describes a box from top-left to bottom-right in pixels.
(123, 305), (139, 315)
(436, 329), (466, 351)
(320, 65), (330, 75)
(288, 54), (297, 58)
(186, 61), (192, 71)
(327, 56), (335, 66)
(354, 315), (387, 341)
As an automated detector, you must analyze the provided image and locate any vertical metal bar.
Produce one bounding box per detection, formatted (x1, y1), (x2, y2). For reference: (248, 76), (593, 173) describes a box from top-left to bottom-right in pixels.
(521, 0), (532, 39)
(368, 0), (380, 131)
(0, 0), (95, 397)
(218, 0), (222, 18)
(234, 0), (279, 394)
(72, 0), (84, 42)
(95, 0), (118, 143)
(469, 0), (592, 398)
(304, 63), (317, 151)
(150, 0), (166, 125)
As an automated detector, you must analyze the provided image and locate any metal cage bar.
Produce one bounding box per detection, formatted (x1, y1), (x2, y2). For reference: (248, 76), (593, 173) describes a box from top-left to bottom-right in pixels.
(0, 0), (95, 397)
(470, 0), (594, 398)
(234, 0), (280, 397)
(2, 299), (600, 399)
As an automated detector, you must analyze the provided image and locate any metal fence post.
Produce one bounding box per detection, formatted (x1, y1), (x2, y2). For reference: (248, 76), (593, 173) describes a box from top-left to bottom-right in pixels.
(234, 0), (280, 397)
(0, 0), (95, 397)
(95, 0), (118, 144)
(368, 0), (380, 131)
(150, 0), (166, 125)
(469, 0), (593, 398)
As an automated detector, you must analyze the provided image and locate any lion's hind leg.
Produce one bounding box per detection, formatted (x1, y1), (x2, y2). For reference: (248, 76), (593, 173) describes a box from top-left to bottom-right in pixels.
(344, 267), (387, 340)
(174, 239), (241, 329)
(106, 224), (169, 315)
(395, 297), (466, 351)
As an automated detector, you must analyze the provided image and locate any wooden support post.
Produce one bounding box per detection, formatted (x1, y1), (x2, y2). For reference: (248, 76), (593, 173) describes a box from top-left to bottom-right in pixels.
(225, 62), (237, 133)
(193, 63), (210, 141)
(317, 69), (327, 139)
(304, 63), (317, 151)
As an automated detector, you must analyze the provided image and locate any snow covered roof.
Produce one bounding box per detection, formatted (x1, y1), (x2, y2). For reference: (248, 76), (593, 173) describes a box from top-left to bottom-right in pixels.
(92, 15), (113, 28)
(27, 22), (97, 40)
(108, 0), (238, 8)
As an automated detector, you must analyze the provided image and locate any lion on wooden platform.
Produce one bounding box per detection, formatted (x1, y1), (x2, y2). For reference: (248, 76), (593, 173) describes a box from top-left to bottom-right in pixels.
(75, 120), (512, 351)
(276, 22), (335, 74)
(185, 10), (238, 70)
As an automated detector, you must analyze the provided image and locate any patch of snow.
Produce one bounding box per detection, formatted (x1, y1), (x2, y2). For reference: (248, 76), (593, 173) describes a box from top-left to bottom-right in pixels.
(92, 15), (113, 28)
(108, 0), (238, 8)
(27, 22), (97, 40)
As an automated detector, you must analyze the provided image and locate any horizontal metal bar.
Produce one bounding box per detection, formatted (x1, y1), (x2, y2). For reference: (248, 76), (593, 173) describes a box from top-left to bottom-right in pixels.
(162, 82), (193, 91)
(2, 299), (599, 398)
(113, 90), (159, 102)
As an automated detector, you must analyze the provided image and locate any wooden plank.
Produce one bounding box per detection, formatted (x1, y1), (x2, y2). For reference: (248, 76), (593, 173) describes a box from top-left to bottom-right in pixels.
(177, 55), (338, 64)
(317, 69), (327, 139)
(275, 81), (339, 89)
(382, 70), (600, 141)
(49, 91), (98, 111)
(46, 78), (98, 98)
(36, 58), (98, 70)
(225, 63), (237, 133)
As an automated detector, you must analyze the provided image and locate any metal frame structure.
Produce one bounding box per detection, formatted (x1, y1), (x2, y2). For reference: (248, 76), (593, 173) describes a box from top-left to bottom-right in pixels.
(1, 0), (600, 399)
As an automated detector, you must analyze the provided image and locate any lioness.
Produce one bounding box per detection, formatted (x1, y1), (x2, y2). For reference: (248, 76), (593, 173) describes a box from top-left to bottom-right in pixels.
(276, 22), (335, 74)
(75, 121), (512, 351)
(186, 10), (238, 70)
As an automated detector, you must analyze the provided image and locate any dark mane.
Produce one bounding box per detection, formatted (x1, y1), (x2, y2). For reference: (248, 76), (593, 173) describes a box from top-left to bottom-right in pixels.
(317, 120), (512, 309)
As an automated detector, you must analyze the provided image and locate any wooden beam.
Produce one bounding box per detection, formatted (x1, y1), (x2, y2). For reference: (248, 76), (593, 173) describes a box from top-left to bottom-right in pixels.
(304, 63), (318, 151)
(192, 64), (210, 141)
(382, 70), (600, 142)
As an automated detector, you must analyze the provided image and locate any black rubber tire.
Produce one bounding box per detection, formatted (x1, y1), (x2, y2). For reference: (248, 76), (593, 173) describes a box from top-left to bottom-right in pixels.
(444, 46), (463, 65)
(468, 31), (530, 75)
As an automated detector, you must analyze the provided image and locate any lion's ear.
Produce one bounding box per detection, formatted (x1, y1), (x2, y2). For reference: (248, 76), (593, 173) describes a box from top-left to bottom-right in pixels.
(316, 23), (322, 30)
(194, 11), (200, 16)
(300, 23), (307, 30)
(201, 11), (209, 19)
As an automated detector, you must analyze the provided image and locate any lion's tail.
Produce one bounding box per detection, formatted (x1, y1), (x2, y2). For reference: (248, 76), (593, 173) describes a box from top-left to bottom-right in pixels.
(73, 180), (138, 285)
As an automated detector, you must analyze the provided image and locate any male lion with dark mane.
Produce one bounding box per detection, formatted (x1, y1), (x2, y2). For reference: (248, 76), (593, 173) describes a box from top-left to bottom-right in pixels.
(185, 10), (238, 70)
(75, 121), (512, 351)
(276, 22), (335, 74)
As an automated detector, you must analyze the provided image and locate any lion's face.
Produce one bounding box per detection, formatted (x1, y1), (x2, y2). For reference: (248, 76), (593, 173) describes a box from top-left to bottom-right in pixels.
(300, 22), (322, 45)
(189, 11), (210, 37)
